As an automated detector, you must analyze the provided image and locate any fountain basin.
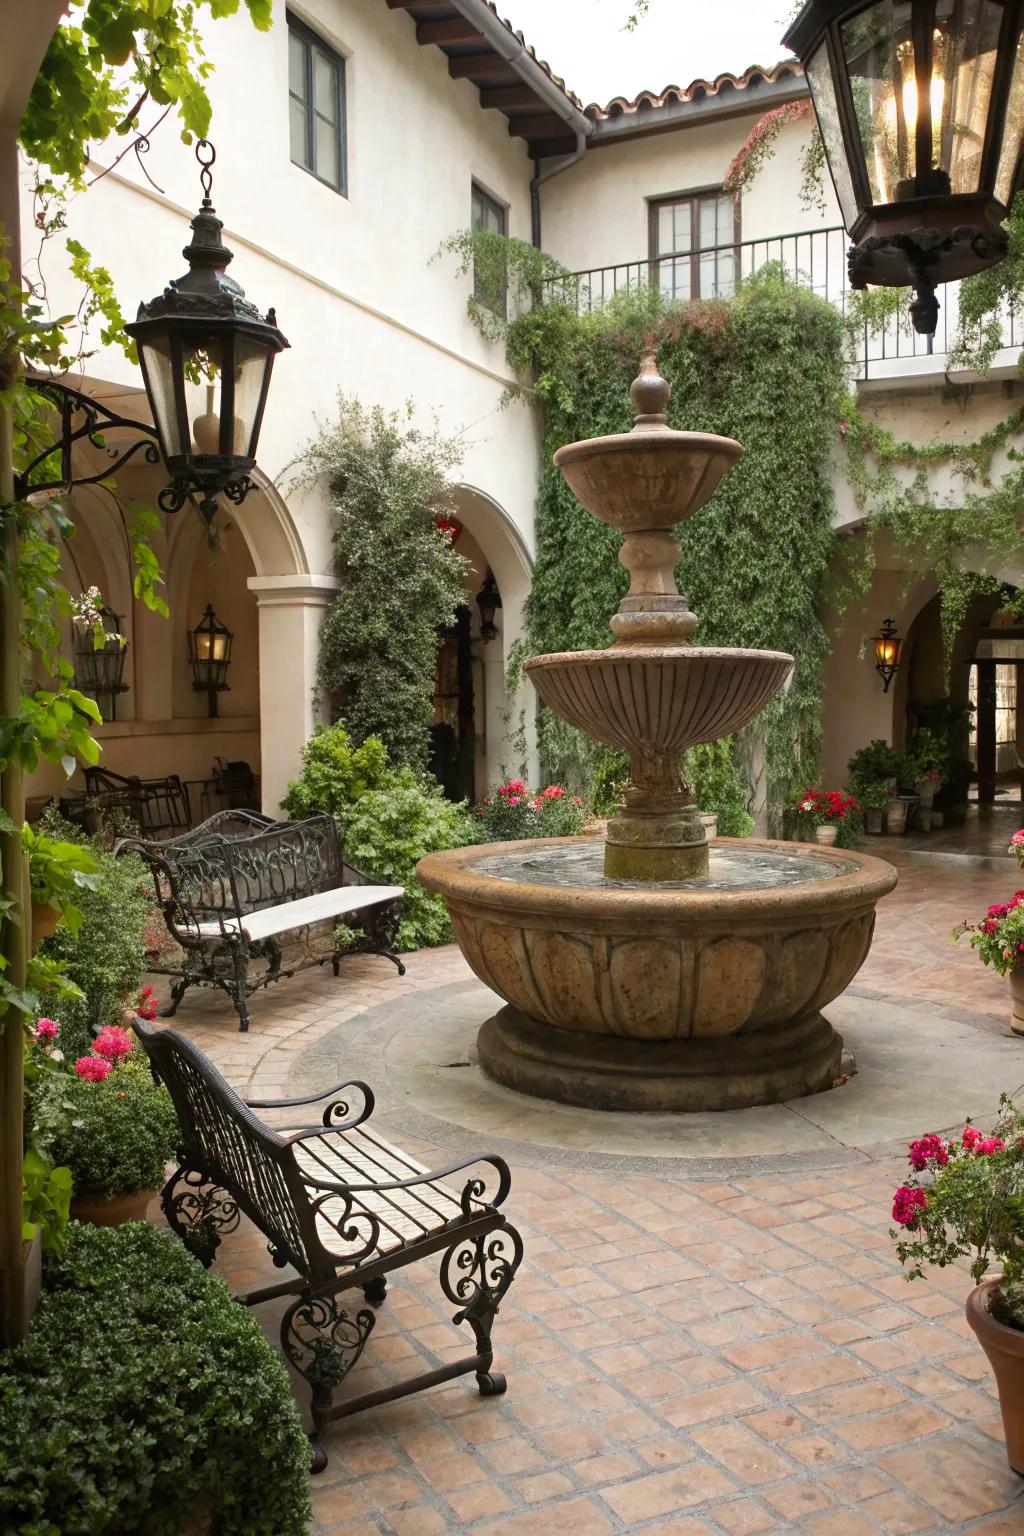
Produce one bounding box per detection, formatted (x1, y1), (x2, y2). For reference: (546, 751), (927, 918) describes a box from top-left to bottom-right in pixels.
(416, 835), (897, 1111)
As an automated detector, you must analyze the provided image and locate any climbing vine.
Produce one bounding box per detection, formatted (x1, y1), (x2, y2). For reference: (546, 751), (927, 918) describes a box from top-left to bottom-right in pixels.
(293, 396), (469, 773)
(502, 267), (847, 824)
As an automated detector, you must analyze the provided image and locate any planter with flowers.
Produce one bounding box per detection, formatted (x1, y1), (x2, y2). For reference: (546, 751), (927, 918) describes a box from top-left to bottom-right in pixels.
(472, 780), (586, 843)
(891, 1104), (1024, 1472)
(793, 788), (861, 848)
(909, 727), (948, 832)
(29, 1011), (179, 1226)
(956, 832), (1024, 1034)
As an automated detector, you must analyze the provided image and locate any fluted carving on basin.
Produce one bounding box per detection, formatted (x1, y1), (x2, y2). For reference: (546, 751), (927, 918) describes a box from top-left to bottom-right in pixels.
(554, 433), (743, 532)
(525, 648), (794, 757)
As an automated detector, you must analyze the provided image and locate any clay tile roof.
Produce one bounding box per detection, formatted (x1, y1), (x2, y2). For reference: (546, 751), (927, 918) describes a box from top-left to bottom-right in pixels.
(479, 0), (585, 110)
(585, 59), (805, 120)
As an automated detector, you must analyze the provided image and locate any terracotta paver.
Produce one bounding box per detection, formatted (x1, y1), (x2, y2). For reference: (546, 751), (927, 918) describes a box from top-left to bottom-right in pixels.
(143, 855), (1024, 1534)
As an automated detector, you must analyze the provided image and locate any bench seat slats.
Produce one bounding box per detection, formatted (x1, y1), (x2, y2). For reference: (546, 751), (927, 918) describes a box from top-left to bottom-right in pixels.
(293, 1127), (464, 1258)
(195, 885), (405, 943)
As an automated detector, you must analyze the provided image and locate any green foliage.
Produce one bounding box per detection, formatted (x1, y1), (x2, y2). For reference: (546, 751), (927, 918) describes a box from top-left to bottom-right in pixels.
(283, 722), (472, 949)
(950, 191), (1024, 374)
(283, 724), (391, 820)
(294, 397), (469, 772)
(436, 229), (570, 342)
(0, 1221), (312, 1535)
(342, 778), (473, 950)
(908, 726), (949, 780)
(37, 1051), (179, 1200)
(36, 812), (150, 1059)
(504, 269), (845, 825)
(21, 823), (100, 937)
(891, 1100), (1024, 1329)
(955, 894), (1024, 978)
(20, 1145), (72, 1255)
(684, 739), (754, 837)
(847, 738), (900, 787)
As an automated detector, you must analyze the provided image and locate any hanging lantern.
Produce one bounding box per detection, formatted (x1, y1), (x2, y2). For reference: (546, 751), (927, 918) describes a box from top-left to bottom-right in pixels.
(73, 605), (128, 721)
(189, 604), (233, 718)
(874, 616), (903, 691)
(783, 0), (1024, 334)
(126, 141), (289, 523)
(476, 569), (502, 642)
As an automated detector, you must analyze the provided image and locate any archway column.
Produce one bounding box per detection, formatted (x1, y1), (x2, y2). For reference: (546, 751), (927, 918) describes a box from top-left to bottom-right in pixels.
(248, 574), (341, 814)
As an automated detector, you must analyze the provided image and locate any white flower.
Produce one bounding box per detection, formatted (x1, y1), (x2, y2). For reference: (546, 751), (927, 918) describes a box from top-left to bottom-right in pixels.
(800, 800), (815, 813)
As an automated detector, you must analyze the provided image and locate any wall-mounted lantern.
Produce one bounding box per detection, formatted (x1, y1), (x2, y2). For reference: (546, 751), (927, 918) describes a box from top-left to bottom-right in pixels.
(73, 605), (129, 721)
(189, 604), (233, 717)
(783, 0), (1024, 335)
(126, 141), (289, 524)
(874, 616), (903, 692)
(476, 569), (502, 642)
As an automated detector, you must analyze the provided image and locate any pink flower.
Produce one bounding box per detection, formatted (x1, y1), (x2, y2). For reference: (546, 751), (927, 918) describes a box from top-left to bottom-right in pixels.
(892, 1186), (928, 1228)
(974, 1136), (1006, 1157)
(34, 1018), (58, 1042)
(507, 795), (521, 807)
(572, 796), (583, 806)
(75, 1055), (113, 1083)
(961, 1125), (982, 1150)
(93, 1025), (133, 1062)
(542, 785), (565, 800)
(1012, 830), (1024, 847)
(908, 1134), (948, 1171)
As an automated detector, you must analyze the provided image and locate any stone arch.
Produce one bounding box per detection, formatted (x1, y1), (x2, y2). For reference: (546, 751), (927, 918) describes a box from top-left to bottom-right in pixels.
(453, 484), (537, 788)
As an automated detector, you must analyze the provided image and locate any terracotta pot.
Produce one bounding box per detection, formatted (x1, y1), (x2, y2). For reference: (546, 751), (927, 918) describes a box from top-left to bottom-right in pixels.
(966, 1279), (1024, 1474)
(1010, 969), (1024, 1038)
(698, 811), (718, 840)
(814, 824), (838, 845)
(70, 1187), (155, 1227)
(31, 903), (61, 951)
(886, 798), (908, 835)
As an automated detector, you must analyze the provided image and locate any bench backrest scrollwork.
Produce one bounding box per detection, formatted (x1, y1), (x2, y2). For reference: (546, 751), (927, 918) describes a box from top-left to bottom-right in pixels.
(133, 1018), (335, 1281)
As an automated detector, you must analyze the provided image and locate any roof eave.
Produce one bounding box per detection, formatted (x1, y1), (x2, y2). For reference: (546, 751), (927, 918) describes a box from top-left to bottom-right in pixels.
(588, 73), (810, 147)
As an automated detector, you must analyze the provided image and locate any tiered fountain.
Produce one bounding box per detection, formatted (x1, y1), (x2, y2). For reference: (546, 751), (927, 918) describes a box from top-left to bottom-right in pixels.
(418, 356), (896, 1112)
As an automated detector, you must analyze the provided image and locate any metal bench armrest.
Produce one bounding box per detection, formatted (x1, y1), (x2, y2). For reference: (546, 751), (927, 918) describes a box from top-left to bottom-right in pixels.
(300, 1152), (512, 1216)
(245, 1081), (374, 1130)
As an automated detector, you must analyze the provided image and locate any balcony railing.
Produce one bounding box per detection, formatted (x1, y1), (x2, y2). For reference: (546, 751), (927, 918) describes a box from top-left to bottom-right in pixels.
(539, 226), (1020, 380)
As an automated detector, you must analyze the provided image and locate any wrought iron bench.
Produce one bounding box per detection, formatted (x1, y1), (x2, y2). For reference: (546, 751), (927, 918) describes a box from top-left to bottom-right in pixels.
(121, 811), (406, 1031)
(133, 1018), (522, 1471)
(83, 765), (190, 835)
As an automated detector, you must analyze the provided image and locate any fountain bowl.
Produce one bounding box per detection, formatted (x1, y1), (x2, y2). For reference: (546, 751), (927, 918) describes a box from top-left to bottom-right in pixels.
(554, 430), (743, 530)
(416, 835), (897, 1112)
(525, 646), (794, 757)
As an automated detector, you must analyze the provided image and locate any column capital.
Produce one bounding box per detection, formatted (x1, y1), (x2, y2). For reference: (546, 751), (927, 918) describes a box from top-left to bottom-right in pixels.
(247, 574), (342, 609)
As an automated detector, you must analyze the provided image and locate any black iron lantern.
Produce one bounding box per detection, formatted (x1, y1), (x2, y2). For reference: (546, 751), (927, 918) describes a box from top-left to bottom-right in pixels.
(126, 142), (289, 523)
(476, 569), (502, 642)
(783, 0), (1024, 334)
(189, 604), (233, 717)
(73, 605), (129, 721)
(874, 616), (903, 691)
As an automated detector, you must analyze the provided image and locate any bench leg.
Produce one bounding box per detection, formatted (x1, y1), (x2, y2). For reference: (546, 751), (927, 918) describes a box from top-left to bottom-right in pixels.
(162, 1165), (241, 1268)
(441, 1224), (524, 1398)
(362, 1275), (387, 1308)
(280, 1290), (376, 1473)
(162, 975), (191, 1019)
(229, 947), (251, 1032)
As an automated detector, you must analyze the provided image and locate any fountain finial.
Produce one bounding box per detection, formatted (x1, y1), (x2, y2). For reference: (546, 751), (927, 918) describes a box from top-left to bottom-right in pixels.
(630, 351), (669, 430)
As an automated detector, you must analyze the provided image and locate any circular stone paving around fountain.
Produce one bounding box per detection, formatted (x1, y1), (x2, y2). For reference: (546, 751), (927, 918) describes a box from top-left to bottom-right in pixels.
(285, 975), (1024, 1178)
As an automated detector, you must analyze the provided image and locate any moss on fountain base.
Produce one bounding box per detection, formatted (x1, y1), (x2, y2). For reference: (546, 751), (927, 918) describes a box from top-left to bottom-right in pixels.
(604, 840), (709, 881)
(478, 1004), (845, 1112)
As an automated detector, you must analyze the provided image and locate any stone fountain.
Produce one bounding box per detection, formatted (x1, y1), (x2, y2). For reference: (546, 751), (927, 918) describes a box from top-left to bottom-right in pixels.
(418, 356), (896, 1112)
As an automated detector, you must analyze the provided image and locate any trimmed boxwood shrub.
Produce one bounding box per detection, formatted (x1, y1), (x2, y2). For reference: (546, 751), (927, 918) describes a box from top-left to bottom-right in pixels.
(0, 1222), (312, 1535)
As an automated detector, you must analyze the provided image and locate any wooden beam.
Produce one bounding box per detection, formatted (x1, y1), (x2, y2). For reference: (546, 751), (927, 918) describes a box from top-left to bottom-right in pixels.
(508, 112), (567, 139)
(417, 18), (486, 45)
(480, 84), (544, 110)
(386, 1), (452, 9)
(448, 52), (512, 79)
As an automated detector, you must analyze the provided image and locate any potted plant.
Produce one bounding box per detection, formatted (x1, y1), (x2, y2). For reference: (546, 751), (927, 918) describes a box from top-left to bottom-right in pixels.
(30, 1016), (179, 1225)
(909, 727), (947, 830)
(954, 880), (1024, 1035)
(847, 739), (900, 792)
(857, 779), (889, 836)
(471, 780), (586, 842)
(793, 787), (860, 846)
(890, 1104), (1024, 1473)
(21, 823), (100, 951)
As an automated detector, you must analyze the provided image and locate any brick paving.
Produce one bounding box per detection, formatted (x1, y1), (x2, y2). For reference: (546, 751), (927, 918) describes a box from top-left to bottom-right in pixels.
(153, 855), (1024, 1534)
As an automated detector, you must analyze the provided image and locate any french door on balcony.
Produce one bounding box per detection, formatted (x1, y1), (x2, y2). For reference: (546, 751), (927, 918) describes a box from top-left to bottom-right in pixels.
(649, 189), (739, 302)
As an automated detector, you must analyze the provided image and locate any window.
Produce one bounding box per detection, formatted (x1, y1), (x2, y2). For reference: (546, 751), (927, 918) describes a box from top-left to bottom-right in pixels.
(288, 11), (346, 194)
(649, 190), (738, 303)
(471, 182), (507, 316)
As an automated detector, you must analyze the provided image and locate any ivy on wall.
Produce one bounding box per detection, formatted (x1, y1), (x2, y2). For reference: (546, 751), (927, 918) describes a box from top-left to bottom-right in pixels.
(292, 397), (468, 772)
(502, 268), (847, 822)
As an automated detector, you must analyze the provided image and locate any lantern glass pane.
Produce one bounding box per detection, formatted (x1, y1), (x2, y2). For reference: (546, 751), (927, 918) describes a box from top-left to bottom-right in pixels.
(138, 336), (185, 456)
(179, 331), (248, 458)
(234, 335), (272, 459)
(933, 0), (1002, 194)
(841, 0), (916, 205)
(996, 20), (1024, 205)
(806, 40), (860, 227)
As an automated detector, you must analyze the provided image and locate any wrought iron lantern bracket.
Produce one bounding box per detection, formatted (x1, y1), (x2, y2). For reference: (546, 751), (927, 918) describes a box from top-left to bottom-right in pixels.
(14, 378), (162, 502)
